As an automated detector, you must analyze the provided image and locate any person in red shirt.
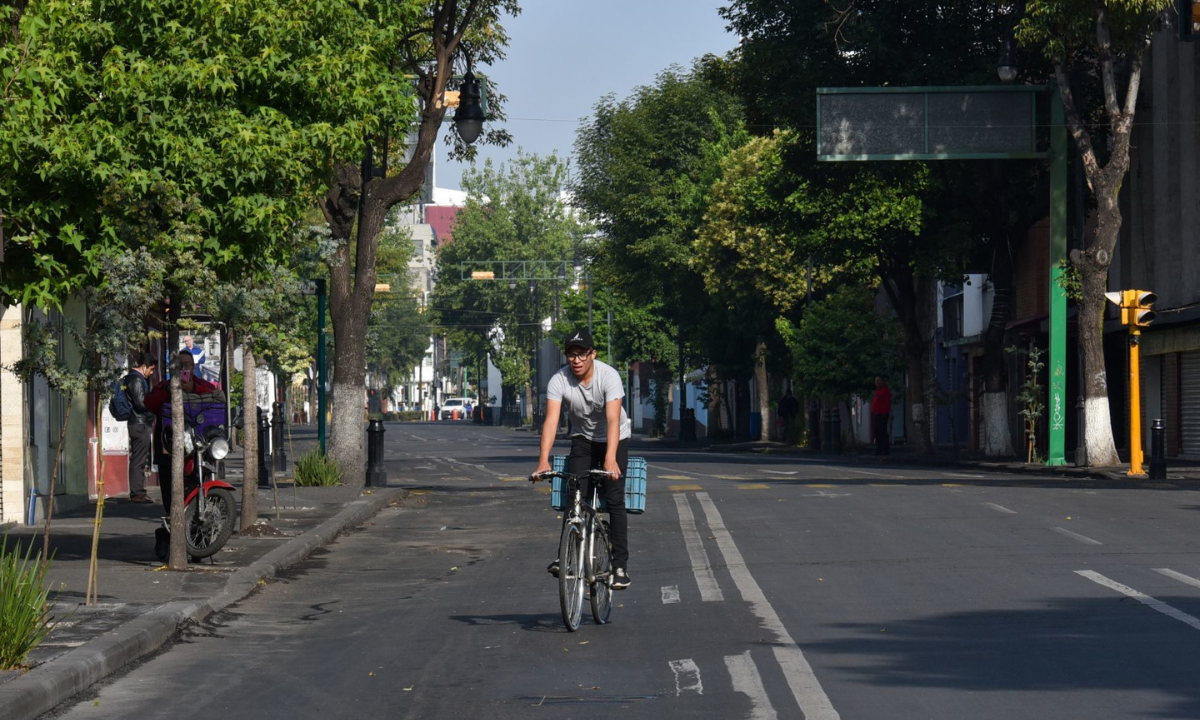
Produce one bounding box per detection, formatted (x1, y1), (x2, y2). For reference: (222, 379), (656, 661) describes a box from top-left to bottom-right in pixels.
(870, 376), (892, 456)
(144, 351), (220, 512)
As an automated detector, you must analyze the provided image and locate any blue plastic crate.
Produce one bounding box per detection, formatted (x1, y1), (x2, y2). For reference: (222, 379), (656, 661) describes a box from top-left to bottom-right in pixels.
(551, 455), (646, 514)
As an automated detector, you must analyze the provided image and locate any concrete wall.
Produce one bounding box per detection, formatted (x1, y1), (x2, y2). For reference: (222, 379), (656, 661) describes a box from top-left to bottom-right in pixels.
(1, 305), (24, 524)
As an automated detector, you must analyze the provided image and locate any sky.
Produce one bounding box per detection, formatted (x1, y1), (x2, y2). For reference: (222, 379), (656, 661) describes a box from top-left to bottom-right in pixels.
(437, 0), (740, 192)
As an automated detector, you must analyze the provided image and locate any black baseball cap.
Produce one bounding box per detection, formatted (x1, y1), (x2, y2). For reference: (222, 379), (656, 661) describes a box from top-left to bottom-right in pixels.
(563, 329), (594, 352)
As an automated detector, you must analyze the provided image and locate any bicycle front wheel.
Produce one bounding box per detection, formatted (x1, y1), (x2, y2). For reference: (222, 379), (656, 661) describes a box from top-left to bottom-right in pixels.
(589, 519), (613, 625)
(558, 521), (586, 631)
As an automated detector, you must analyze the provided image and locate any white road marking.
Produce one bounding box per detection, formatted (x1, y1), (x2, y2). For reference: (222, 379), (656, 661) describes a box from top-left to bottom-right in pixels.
(1153, 568), (1200, 590)
(724, 651), (778, 720)
(661, 585), (681, 604)
(1077, 570), (1200, 631)
(1052, 527), (1103, 545)
(835, 467), (893, 478)
(761, 470), (798, 476)
(669, 659), (704, 695)
(657, 463), (738, 480)
(941, 472), (986, 479)
(673, 494), (724, 602)
(408, 434), (427, 442)
(695, 492), (840, 720)
(984, 502), (1017, 514)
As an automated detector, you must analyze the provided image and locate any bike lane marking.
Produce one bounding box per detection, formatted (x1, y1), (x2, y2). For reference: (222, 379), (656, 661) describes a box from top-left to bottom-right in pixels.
(695, 492), (841, 720)
(1077, 571), (1200, 631)
(668, 659), (704, 695)
(724, 651), (779, 720)
(673, 493), (724, 602)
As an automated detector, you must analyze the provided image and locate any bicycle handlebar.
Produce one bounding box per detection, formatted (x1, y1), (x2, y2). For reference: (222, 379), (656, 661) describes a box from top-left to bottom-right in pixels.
(529, 469), (616, 483)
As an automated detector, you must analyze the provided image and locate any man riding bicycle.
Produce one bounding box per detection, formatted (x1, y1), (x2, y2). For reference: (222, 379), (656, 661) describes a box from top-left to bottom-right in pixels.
(535, 329), (633, 590)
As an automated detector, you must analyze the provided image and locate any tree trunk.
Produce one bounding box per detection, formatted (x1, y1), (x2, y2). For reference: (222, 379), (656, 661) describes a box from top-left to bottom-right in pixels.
(168, 370), (187, 569)
(1079, 247), (1120, 466)
(40, 405), (70, 566)
(226, 331), (239, 447)
(735, 377), (750, 441)
(884, 272), (938, 455)
(754, 339), (770, 440)
(240, 340), (259, 532)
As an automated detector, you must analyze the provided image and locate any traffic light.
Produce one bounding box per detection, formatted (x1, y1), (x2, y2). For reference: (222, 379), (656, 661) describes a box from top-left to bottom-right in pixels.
(1122, 290), (1156, 327)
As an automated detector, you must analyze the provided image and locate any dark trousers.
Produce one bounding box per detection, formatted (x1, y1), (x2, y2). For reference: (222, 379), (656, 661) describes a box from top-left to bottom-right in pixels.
(128, 423), (153, 496)
(566, 435), (629, 568)
(873, 413), (890, 455)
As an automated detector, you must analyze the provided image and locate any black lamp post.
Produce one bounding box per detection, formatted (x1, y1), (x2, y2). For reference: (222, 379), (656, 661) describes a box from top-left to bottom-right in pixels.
(454, 69), (486, 144)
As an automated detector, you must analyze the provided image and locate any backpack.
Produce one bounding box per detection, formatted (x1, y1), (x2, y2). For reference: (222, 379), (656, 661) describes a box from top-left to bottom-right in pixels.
(109, 375), (134, 421)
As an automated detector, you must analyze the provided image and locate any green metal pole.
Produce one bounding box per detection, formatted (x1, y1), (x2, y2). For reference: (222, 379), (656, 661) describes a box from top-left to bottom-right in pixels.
(316, 279), (327, 454)
(1046, 89), (1067, 466)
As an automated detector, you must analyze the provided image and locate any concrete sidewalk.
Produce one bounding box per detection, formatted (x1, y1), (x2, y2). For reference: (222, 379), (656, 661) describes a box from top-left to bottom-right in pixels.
(0, 426), (406, 720)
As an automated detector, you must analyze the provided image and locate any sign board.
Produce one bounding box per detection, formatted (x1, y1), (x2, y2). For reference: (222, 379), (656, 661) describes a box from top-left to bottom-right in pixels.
(818, 86), (1046, 161)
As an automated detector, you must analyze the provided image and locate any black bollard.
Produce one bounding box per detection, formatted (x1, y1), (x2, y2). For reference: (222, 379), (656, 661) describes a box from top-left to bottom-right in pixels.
(366, 418), (388, 487)
(272, 401), (288, 472)
(1148, 418), (1167, 480)
(257, 407), (272, 488)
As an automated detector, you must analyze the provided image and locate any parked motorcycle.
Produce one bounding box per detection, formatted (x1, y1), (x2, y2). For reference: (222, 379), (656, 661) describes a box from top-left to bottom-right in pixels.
(155, 421), (237, 562)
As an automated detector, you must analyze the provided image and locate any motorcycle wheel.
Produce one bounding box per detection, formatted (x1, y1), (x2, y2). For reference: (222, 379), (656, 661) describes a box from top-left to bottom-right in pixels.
(184, 487), (236, 559)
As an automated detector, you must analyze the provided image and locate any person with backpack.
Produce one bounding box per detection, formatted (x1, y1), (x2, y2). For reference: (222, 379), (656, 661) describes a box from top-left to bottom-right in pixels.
(119, 352), (157, 504)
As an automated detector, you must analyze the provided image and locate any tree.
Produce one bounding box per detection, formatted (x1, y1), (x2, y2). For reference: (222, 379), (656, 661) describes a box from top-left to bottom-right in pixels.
(430, 152), (581, 419)
(1017, 0), (1174, 466)
(572, 60), (748, 432)
(718, 0), (1047, 454)
(319, 0), (518, 483)
(777, 286), (903, 408)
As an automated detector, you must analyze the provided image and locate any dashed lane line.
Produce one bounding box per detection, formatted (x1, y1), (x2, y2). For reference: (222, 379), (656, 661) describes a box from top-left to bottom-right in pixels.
(1077, 571), (1200, 631)
(737, 484), (770, 490)
(1153, 568), (1200, 590)
(661, 585), (681, 604)
(696, 492), (841, 720)
(1052, 527), (1103, 545)
(669, 484), (704, 491)
(984, 502), (1017, 514)
(669, 659), (704, 696)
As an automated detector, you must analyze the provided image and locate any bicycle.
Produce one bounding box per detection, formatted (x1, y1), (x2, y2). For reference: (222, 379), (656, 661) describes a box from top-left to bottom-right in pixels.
(531, 469), (615, 631)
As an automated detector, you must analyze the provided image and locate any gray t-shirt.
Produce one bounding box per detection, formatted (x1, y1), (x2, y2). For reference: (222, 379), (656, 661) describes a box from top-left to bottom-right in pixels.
(546, 359), (632, 441)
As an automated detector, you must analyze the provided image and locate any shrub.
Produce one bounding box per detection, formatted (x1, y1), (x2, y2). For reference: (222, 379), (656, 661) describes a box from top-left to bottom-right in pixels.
(0, 537), (58, 670)
(294, 448), (343, 487)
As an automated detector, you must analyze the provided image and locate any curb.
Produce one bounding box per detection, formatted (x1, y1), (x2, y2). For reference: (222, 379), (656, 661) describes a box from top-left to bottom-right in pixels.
(0, 486), (405, 720)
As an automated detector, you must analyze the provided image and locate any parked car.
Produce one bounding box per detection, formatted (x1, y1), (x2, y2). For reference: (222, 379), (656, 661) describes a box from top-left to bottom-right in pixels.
(439, 397), (473, 421)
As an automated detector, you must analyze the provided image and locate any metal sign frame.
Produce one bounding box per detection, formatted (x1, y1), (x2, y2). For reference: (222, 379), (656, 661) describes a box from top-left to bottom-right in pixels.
(817, 84), (1068, 466)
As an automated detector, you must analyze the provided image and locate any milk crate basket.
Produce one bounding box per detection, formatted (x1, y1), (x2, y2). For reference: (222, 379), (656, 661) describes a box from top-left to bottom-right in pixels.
(551, 455), (647, 514)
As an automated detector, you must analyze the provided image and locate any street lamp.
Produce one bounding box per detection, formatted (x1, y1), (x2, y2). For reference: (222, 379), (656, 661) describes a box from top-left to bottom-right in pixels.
(997, 37), (1018, 83)
(454, 69), (486, 144)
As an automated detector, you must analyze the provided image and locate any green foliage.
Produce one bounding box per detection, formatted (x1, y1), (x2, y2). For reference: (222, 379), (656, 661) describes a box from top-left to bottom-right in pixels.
(0, 0), (421, 309)
(572, 60), (747, 371)
(776, 287), (902, 404)
(294, 448), (342, 487)
(431, 152), (585, 391)
(1008, 344), (1047, 464)
(368, 296), (431, 399)
(1057, 258), (1084, 302)
(1017, 0), (1172, 65)
(0, 537), (58, 670)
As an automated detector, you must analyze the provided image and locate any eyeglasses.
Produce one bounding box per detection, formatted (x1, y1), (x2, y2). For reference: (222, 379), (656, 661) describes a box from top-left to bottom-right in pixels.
(566, 351), (591, 362)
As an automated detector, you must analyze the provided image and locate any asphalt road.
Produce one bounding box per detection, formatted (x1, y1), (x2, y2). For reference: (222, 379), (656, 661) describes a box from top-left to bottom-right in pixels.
(44, 423), (1200, 719)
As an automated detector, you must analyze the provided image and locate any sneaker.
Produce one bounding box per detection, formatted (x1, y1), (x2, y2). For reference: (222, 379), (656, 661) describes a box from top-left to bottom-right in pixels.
(547, 560), (560, 577)
(612, 568), (631, 590)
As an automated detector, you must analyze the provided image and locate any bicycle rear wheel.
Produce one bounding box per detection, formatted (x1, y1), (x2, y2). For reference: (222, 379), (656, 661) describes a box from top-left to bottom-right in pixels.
(558, 521), (585, 631)
(589, 519), (613, 624)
